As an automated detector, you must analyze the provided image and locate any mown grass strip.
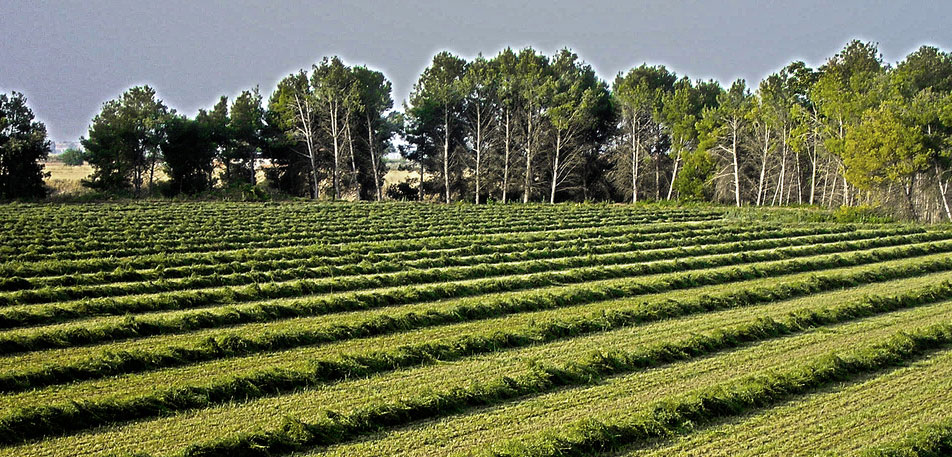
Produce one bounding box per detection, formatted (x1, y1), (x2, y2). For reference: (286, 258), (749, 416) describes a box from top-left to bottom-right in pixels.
(863, 419), (952, 457)
(5, 272), (952, 447)
(0, 224), (877, 316)
(6, 251), (952, 396)
(479, 324), (952, 457)
(0, 215), (728, 283)
(1, 224), (862, 306)
(3, 235), (950, 359)
(0, 221), (745, 292)
(4, 211), (724, 263)
(115, 293), (952, 457)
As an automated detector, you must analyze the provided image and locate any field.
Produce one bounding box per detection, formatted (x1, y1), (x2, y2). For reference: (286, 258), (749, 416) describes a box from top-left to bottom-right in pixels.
(40, 162), (411, 198)
(0, 202), (950, 457)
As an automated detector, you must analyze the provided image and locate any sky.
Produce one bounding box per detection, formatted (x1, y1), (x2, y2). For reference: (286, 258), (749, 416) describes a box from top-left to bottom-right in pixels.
(1, 0), (951, 142)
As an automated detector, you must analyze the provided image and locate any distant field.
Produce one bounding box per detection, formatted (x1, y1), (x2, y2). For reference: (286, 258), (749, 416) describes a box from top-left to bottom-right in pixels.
(0, 202), (950, 457)
(41, 161), (413, 196)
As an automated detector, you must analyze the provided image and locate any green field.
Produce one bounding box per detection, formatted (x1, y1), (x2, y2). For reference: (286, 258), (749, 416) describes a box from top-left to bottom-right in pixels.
(0, 202), (950, 457)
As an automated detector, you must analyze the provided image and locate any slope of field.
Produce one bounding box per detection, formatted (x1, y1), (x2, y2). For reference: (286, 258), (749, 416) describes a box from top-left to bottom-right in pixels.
(0, 202), (949, 457)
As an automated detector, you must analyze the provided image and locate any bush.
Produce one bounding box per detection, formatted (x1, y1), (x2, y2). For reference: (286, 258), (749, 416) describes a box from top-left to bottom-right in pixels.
(833, 204), (894, 223)
(60, 148), (85, 166)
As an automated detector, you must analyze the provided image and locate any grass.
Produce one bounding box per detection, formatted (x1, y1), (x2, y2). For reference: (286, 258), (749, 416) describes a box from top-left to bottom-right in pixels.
(0, 203), (949, 457)
(623, 350), (952, 456)
(6, 268), (952, 443)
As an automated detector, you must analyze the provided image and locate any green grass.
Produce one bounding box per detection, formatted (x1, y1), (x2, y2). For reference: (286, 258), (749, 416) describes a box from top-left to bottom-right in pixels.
(0, 202), (949, 457)
(622, 349), (952, 456)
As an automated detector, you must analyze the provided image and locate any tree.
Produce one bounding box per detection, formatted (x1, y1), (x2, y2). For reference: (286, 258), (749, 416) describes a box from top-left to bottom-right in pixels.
(353, 65), (395, 202)
(462, 54), (499, 204)
(844, 101), (925, 217)
(60, 148), (84, 166)
(82, 86), (169, 194)
(662, 79), (703, 200)
(772, 61), (818, 205)
(313, 57), (358, 200)
(546, 49), (598, 203)
(891, 48), (952, 220)
(162, 115), (216, 195)
(0, 92), (50, 199)
(698, 79), (752, 206)
(406, 51), (467, 203)
(811, 40), (886, 207)
(224, 88), (264, 187)
(891, 45), (952, 99)
(204, 95), (231, 167)
(612, 64), (675, 202)
(269, 71), (321, 198)
(494, 47), (520, 203)
(516, 48), (552, 203)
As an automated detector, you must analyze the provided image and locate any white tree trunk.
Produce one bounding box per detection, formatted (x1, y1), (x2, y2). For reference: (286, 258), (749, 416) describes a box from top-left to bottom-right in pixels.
(757, 124), (769, 206)
(366, 112), (381, 201)
(523, 108), (533, 204)
(550, 131), (561, 204)
(475, 107), (482, 205)
(631, 115), (641, 204)
(939, 178), (952, 222)
(731, 120), (741, 207)
(502, 109), (511, 203)
(330, 101), (341, 200)
(809, 122), (818, 205)
(666, 146), (680, 200)
(443, 104), (450, 204)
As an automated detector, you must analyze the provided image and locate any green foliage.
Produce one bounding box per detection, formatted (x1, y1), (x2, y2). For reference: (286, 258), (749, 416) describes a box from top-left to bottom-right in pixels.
(845, 101), (926, 189)
(161, 115), (217, 195)
(222, 88), (264, 187)
(673, 145), (715, 200)
(59, 147), (84, 166)
(0, 92), (51, 199)
(81, 86), (170, 194)
(833, 204), (895, 223)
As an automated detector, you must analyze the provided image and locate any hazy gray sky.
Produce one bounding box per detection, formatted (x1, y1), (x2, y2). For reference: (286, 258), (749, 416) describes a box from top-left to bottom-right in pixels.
(2, 0), (950, 141)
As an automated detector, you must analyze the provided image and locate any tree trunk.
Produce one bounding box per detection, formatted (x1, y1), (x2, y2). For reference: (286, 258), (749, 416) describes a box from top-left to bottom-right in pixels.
(366, 112), (381, 201)
(475, 106), (482, 205)
(841, 172), (849, 207)
(939, 179), (952, 222)
(346, 119), (357, 188)
(826, 161), (837, 208)
(904, 176), (918, 220)
(443, 104), (450, 204)
(294, 93), (319, 199)
(757, 124), (769, 206)
(795, 146), (802, 205)
(550, 130), (561, 204)
(331, 103), (340, 200)
(502, 109), (511, 204)
(809, 123), (818, 205)
(666, 146), (680, 200)
(308, 142), (320, 199)
(731, 122), (741, 207)
(148, 153), (157, 194)
(631, 116), (641, 204)
(938, 166), (952, 222)
(523, 109), (533, 204)
(418, 151), (424, 202)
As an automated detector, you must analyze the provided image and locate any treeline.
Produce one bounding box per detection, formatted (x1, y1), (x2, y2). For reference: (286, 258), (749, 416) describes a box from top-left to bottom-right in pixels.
(2, 40), (951, 221)
(78, 57), (399, 200)
(400, 41), (952, 222)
